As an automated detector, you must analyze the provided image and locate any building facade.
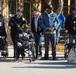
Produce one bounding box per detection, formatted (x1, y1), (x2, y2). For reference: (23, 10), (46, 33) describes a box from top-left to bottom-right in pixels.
(0, 0), (76, 25)
(0, 0), (76, 43)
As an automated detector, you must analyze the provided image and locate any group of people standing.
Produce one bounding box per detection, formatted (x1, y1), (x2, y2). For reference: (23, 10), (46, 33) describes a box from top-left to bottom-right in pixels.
(0, 4), (65, 60)
(1, 3), (76, 60)
(31, 4), (65, 60)
(31, 5), (76, 60)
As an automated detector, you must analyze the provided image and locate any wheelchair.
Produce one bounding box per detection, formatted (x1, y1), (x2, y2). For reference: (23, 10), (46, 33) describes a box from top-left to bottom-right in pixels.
(64, 42), (75, 59)
(64, 32), (76, 59)
(15, 29), (36, 62)
(0, 36), (8, 58)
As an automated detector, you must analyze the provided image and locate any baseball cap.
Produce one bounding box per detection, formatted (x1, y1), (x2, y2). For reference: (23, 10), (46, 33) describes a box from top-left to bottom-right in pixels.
(46, 4), (53, 10)
(16, 9), (23, 13)
(32, 8), (39, 12)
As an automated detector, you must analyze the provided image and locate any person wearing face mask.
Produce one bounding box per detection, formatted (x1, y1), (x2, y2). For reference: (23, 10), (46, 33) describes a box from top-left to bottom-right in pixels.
(9, 9), (27, 58)
(65, 6), (76, 43)
(41, 4), (60, 60)
(0, 10), (7, 55)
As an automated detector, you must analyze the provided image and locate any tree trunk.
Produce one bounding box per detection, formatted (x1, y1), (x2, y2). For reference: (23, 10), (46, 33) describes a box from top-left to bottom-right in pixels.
(46, 0), (63, 15)
(17, 0), (24, 9)
(56, 0), (63, 15)
(2, 0), (13, 45)
(31, 0), (41, 12)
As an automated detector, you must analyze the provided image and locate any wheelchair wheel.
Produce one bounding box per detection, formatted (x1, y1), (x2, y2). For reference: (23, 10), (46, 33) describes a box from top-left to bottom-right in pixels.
(31, 42), (36, 61)
(29, 59), (32, 63)
(1, 44), (8, 58)
(4, 43), (8, 57)
(64, 53), (68, 59)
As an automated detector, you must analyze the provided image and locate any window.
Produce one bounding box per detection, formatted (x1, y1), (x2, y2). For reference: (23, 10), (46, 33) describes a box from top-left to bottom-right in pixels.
(24, 0), (31, 2)
(24, 0), (31, 23)
(8, 0), (17, 17)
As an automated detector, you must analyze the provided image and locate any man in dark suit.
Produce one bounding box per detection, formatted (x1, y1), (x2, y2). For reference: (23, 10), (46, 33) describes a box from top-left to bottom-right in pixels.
(9, 9), (27, 58)
(31, 8), (43, 59)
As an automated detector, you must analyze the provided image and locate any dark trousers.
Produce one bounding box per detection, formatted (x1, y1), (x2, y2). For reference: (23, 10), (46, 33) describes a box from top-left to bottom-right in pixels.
(11, 31), (25, 57)
(56, 27), (61, 43)
(11, 32), (17, 57)
(44, 33), (56, 58)
(0, 38), (5, 50)
(34, 33), (42, 58)
(16, 49), (25, 59)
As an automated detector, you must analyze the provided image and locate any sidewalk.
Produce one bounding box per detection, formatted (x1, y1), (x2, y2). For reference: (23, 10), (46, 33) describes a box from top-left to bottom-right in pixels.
(7, 45), (64, 59)
(0, 46), (76, 75)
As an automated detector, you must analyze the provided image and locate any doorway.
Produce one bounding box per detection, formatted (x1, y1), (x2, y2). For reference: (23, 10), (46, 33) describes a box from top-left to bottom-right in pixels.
(24, 1), (31, 24)
(8, 0), (17, 18)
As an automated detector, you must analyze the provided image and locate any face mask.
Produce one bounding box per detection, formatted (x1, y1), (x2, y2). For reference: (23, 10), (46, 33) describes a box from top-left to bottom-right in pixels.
(17, 14), (21, 18)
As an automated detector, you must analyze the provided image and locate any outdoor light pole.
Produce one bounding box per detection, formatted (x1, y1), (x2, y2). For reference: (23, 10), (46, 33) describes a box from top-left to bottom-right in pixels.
(0, 0), (1, 12)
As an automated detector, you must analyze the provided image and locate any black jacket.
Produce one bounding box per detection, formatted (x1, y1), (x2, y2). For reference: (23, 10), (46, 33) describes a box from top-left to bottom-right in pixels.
(65, 14), (76, 35)
(0, 14), (7, 38)
(31, 15), (43, 34)
(9, 15), (27, 34)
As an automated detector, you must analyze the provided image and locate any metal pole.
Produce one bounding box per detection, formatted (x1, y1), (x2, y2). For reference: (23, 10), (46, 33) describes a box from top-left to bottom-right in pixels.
(68, 0), (70, 15)
(0, 0), (1, 12)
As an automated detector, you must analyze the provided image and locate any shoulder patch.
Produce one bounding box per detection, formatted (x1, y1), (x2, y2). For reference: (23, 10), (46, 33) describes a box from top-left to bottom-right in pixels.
(22, 17), (25, 21)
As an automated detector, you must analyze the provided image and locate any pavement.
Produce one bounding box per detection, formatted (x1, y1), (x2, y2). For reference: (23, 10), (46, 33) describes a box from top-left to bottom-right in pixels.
(0, 46), (76, 75)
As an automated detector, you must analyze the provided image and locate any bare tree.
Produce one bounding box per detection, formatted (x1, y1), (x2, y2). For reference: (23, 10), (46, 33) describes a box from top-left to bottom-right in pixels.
(46, 0), (63, 15)
(56, 0), (63, 15)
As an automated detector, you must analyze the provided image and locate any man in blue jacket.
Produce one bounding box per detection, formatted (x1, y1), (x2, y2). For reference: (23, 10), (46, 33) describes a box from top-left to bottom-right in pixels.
(41, 4), (59, 60)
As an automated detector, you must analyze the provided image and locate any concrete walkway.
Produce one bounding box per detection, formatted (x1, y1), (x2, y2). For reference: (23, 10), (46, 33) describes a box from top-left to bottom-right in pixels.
(0, 46), (76, 75)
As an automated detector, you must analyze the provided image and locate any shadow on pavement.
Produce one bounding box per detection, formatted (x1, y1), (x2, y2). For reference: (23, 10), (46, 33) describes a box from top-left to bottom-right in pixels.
(0, 56), (76, 69)
(12, 61), (76, 69)
(0, 58), (14, 62)
(13, 65), (76, 69)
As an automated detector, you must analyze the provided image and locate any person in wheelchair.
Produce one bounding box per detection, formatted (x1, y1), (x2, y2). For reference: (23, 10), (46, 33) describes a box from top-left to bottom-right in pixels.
(15, 28), (34, 60)
(0, 11), (7, 56)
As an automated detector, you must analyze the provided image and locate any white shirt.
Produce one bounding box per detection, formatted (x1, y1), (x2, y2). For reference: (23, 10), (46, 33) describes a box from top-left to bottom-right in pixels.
(34, 16), (38, 32)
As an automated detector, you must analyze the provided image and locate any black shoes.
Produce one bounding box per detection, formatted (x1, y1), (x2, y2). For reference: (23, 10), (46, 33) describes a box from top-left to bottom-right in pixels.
(41, 56), (49, 60)
(42, 55), (56, 60)
(35, 54), (42, 60)
(22, 54), (25, 59)
(1, 51), (8, 56)
(52, 55), (56, 60)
